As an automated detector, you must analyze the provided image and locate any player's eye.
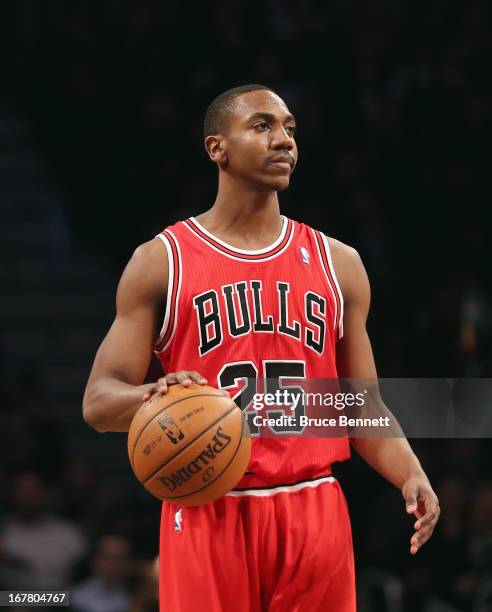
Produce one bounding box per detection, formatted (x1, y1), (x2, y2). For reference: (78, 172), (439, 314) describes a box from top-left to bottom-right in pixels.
(286, 125), (296, 135)
(255, 122), (270, 131)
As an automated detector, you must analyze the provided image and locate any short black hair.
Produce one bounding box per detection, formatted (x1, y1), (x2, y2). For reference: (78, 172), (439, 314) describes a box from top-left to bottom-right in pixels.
(203, 84), (277, 138)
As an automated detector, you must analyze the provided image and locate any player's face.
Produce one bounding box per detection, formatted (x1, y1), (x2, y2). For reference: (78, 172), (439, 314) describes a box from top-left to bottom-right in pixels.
(223, 90), (298, 191)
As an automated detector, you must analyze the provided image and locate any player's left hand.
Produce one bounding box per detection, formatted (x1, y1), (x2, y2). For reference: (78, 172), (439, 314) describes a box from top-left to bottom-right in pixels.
(402, 476), (440, 555)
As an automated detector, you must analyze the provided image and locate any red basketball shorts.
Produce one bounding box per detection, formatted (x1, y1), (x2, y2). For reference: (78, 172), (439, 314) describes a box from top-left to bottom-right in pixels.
(159, 475), (355, 611)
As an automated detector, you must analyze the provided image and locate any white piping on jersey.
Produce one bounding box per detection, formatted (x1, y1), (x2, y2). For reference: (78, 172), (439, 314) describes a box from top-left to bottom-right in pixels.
(321, 233), (344, 340)
(189, 215), (288, 254)
(155, 233), (174, 347)
(311, 228), (339, 334)
(225, 475), (336, 497)
(184, 217), (295, 263)
(154, 229), (183, 353)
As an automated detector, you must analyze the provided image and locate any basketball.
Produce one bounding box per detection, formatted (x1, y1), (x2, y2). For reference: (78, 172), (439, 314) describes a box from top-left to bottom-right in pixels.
(127, 384), (251, 506)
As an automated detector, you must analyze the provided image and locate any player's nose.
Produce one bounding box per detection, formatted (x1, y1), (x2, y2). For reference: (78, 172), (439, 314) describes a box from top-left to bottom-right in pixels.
(271, 126), (295, 150)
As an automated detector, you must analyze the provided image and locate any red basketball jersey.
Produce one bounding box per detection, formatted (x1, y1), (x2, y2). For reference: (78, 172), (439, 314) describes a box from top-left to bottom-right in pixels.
(154, 216), (350, 486)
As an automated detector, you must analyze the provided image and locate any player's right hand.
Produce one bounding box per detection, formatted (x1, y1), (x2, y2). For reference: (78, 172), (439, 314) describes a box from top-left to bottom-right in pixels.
(142, 371), (208, 401)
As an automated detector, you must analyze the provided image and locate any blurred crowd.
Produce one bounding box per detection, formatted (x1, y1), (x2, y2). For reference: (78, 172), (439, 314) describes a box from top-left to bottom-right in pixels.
(0, 469), (159, 612)
(0, 371), (160, 612)
(1, 1), (491, 611)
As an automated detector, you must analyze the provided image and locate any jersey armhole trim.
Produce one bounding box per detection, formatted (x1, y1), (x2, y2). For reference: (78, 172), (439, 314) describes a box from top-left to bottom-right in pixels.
(321, 233), (344, 340)
(311, 229), (344, 340)
(154, 229), (182, 353)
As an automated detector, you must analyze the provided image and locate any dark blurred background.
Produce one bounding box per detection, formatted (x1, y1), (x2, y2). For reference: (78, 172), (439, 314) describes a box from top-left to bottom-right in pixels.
(0, 2), (491, 611)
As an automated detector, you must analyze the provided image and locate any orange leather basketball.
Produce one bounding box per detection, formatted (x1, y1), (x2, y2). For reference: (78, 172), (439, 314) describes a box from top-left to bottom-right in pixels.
(128, 384), (251, 506)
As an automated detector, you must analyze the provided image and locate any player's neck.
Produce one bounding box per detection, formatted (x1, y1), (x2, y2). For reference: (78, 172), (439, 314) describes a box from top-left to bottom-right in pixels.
(197, 182), (283, 248)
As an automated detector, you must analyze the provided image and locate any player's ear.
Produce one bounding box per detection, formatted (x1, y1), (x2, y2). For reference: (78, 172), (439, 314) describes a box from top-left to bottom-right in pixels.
(204, 135), (227, 167)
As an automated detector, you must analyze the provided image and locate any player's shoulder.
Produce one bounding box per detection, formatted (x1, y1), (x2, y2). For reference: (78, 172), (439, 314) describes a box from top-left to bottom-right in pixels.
(131, 236), (169, 282)
(128, 218), (187, 283)
(131, 236), (168, 265)
(118, 237), (168, 302)
(324, 237), (369, 303)
(325, 236), (362, 268)
(301, 228), (368, 301)
(293, 218), (363, 271)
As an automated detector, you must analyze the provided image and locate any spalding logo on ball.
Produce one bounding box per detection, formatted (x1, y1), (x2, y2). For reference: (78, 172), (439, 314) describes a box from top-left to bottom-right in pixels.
(127, 384), (251, 506)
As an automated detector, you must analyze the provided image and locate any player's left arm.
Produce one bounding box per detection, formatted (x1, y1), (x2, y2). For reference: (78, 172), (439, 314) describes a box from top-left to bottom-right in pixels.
(330, 238), (440, 555)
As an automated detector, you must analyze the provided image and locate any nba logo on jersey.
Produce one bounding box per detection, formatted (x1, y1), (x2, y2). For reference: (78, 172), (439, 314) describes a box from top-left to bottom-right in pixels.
(300, 246), (310, 264)
(174, 509), (183, 533)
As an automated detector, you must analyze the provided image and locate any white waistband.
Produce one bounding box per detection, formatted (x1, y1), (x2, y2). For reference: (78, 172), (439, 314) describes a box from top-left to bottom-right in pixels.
(225, 475), (336, 498)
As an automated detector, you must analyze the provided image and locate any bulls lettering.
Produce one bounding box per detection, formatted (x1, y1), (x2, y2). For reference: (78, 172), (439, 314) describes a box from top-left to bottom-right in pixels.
(305, 292), (326, 354)
(251, 280), (274, 332)
(277, 282), (301, 340)
(194, 281), (327, 356)
(193, 290), (222, 356)
(222, 282), (251, 336)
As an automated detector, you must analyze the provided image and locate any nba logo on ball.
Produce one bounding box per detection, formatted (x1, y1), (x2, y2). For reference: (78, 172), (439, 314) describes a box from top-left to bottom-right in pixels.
(158, 415), (185, 444)
(127, 385), (251, 506)
(174, 509), (183, 533)
(300, 246), (310, 264)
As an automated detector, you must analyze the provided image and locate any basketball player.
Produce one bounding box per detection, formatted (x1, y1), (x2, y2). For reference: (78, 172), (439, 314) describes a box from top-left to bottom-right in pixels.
(83, 84), (440, 611)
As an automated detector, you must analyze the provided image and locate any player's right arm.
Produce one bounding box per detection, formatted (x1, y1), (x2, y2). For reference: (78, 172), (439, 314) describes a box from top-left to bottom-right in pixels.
(82, 238), (167, 433)
(84, 236), (210, 433)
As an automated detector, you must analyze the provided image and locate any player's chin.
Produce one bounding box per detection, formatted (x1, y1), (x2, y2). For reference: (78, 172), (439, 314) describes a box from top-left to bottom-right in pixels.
(263, 175), (292, 192)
